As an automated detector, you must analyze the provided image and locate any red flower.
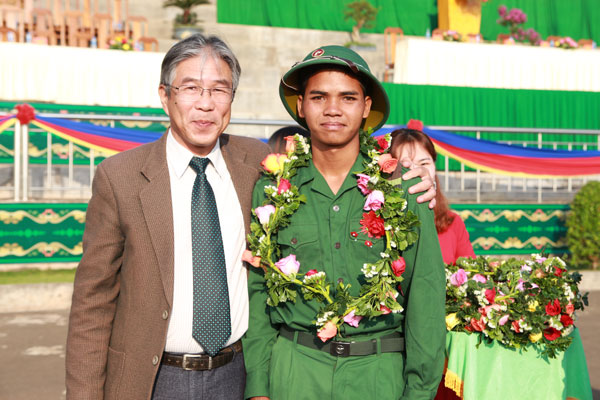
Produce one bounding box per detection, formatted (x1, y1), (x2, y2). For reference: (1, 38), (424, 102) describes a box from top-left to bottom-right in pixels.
(376, 137), (389, 153)
(391, 258), (406, 277)
(511, 320), (521, 333)
(470, 317), (485, 332)
(364, 240), (373, 247)
(350, 231), (358, 238)
(485, 288), (496, 304)
(15, 103), (36, 124)
(360, 211), (385, 238)
(565, 302), (575, 315)
(380, 305), (391, 315)
(545, 299), (561, 316)
(553, 266), (565, 277)
(543, 327), (561, 341)
(305, 269), (318, 277)
(277, 178), (291, 194)
(406, 119), (424, 131)
(560, 314), (574, 327)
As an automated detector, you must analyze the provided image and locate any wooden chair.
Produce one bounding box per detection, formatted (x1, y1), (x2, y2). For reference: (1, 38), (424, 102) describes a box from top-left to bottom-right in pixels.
(496, 33), (514, 45)
(61, 9), (92, 47)
(578, 39), (595, 49)
(92, 12), (112, 48)
(383, 27), (403, 82)
(30, 7), (57, 45)
(124, 14), (146, 42)
(137, 35), (157, 51)
(0, 24), (17, 41)
(0, 4), (25, 42)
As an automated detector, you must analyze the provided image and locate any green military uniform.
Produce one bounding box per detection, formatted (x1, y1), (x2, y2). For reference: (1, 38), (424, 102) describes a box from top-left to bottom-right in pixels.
(243, 153), (446, 400)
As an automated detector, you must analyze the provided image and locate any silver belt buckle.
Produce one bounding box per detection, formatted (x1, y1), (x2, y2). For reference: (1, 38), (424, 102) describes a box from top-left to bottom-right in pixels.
(182, 354), (203, 370)
(330, 341), (351, 357)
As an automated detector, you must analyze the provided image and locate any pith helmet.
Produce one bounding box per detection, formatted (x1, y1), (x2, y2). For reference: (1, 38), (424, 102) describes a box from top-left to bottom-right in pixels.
(279, 45), (390, 132)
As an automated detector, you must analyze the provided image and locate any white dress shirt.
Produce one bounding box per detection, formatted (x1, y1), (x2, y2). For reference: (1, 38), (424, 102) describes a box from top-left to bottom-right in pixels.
(164, 131), (248, 354)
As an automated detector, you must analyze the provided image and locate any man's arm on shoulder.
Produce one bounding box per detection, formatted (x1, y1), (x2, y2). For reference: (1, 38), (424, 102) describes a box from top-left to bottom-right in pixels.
(400, 177), (446, 400)
(66, 163), (124, 400)
(400, 160), (437, 208)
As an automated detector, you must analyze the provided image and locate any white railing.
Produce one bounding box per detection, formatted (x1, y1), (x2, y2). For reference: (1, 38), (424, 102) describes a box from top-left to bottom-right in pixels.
(2, 114), (599, 203)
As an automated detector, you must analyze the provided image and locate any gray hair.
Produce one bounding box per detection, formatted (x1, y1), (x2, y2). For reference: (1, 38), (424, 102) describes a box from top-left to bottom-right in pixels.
(160, 33), (241, 97)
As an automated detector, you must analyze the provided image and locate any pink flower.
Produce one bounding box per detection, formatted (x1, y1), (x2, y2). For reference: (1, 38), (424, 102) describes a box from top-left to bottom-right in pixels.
(305, 269), (318, 277)
(317, 321), (337, 342)
(284, 135), (296, 154)
(520, 264), (532, 272)
(242, 250), (261, 268)
(275, 254), (300, 275)
(380, 304), (392, 315)
(498, 314), (509, 326)
(364, 190), (385, 211)
(450, 269), (467, 286)
(565, 302), (575, 315)
(277, 178), (291, 194)
(516, 278), (525, 292)
(356, 174), (372, 195)
(535, 257), (547, 264)
(343, 310), (363, 327)
(472, 274), (487, 283)
(377, 154), (399, 174)
(391, 257), (406, 277)
(255, 204), (275, 224)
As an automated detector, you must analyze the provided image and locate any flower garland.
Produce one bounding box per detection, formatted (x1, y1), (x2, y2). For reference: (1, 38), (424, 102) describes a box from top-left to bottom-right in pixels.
(244, 131), (420, 342)
(445, 254), (588, 358)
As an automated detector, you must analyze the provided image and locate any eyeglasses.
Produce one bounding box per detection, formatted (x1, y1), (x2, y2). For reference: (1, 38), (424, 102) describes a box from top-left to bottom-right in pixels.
(166, 84), (234, 103)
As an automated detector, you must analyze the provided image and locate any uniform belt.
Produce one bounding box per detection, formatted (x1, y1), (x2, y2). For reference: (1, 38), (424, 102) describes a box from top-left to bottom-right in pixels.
(279, 326), (404, 357)
(161, 340), (242, 371)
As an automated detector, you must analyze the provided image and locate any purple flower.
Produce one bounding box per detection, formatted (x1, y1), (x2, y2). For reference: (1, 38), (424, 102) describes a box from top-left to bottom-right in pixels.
(255, 204), (276, 225)
(521, 264), (532, 272)
(275, 254), (300, 275)
(450, 269), (468, 287)
(535, 257), (547, 264)
(343, 310), (363, 327)
(516, 278), (525, 292)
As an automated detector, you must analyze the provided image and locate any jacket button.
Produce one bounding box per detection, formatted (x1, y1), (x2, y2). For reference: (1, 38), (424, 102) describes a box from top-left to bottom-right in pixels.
(291, 238), (298, 245)
(152, 355), (159, 365)
(335, 242), (341, 249)
(332, 205), (340, 212)
(162, 310), (169, 320)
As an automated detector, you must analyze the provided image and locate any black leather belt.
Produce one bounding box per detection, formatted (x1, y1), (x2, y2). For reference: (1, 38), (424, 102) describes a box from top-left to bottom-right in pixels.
(161, 340), (242, 371)
(279, 326), (404, 357)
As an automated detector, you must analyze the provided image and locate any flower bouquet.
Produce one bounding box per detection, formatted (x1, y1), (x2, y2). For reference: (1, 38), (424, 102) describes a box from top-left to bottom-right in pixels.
(109, 36), (134, 51)
(445, 254), (588, 358)
(442, 30), (462, 42)
(557, 37), (579, 49)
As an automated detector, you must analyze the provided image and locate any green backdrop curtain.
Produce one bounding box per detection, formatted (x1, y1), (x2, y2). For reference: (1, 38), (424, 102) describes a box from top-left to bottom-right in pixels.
(217, 0), (600, 43)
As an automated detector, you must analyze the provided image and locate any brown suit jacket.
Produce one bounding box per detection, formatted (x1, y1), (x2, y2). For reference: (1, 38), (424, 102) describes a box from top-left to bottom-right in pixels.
(65, 132), (270, 400)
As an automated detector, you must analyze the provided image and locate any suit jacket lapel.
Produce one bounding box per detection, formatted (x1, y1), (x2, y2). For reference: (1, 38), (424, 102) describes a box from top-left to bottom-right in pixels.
(140, 133), (175, 307)
(220, 134), (261, 236)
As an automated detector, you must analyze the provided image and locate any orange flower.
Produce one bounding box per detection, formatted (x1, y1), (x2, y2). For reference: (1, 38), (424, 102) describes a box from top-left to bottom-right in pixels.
(261, 154), (288, 173)
(377, 154), (398, 174)
(317, 321), (337, 342)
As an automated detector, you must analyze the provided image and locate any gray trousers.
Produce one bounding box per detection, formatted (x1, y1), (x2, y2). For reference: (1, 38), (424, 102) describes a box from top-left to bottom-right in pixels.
(152, 351), (245, 400)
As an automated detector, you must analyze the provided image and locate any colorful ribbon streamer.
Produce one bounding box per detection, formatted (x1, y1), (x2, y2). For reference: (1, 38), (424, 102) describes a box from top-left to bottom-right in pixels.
(376, 126), (600, 178)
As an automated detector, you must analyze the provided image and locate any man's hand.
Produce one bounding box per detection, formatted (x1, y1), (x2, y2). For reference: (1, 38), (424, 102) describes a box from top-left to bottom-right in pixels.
(249, 397), (270, 400)
(401, 160), (437, 209)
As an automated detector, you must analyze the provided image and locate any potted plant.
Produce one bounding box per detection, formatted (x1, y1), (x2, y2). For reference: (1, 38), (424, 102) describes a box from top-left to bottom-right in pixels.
(163, 0), (210, 40)
(343, 0), (379, 49)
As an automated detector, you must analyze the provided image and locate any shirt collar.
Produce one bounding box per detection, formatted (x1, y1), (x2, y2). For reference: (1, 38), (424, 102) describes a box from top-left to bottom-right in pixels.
(166, 130), (228, 179)
(300, 152), (367, 197)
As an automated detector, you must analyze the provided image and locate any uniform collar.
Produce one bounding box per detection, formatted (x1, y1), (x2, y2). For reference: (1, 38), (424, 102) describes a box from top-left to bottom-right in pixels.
(302, 152), (366, 198)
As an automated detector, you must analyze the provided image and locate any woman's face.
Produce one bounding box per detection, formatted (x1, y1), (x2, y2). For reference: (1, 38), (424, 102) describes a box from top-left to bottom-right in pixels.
(395, 142), (437, 180)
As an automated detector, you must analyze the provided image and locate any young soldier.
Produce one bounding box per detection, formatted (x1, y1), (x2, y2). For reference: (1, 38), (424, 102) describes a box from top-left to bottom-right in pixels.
(243, 46), (446, 400)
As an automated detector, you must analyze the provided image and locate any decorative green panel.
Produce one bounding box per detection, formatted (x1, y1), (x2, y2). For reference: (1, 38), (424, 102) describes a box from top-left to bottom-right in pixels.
(0, 203), (86, 263)
(0, 202), (569, 264)
(453, 204), (569, 256)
